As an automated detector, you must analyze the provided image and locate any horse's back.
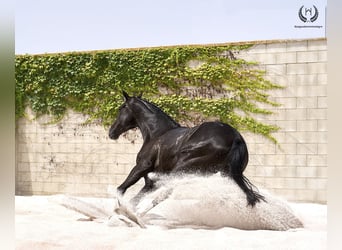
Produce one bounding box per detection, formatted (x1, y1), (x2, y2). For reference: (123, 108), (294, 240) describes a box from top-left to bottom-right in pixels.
(153, 121), (246, 174)
(184, 122), (241, 147)
(156, 122), (239, 152)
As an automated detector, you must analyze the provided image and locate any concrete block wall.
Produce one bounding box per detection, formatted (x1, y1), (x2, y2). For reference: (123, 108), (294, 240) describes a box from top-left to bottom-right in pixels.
(16, 110), (144, 197)
(15, 38), (327, 203)
(239, 38), (327, 203)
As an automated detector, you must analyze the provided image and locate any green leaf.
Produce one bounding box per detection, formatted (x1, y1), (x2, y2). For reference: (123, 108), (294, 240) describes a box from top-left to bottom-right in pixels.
(15, 44), (282, 143)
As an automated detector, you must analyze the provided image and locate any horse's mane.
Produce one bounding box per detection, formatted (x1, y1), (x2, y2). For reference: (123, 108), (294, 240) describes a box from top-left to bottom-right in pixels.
(137, 97), (181, 128)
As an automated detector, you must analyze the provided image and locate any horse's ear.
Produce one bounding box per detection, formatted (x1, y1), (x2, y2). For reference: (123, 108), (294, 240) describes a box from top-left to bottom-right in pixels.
(122, 91), (130, 101)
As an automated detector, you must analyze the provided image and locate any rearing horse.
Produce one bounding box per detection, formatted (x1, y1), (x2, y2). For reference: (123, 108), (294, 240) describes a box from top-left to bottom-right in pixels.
(109, 92), (265, 206)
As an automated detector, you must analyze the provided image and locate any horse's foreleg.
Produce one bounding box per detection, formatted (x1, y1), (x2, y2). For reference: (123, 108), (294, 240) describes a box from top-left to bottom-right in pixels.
(139, 175), (156, 195)
(130, 175), (156, 205)
(117, 162), (153, 196)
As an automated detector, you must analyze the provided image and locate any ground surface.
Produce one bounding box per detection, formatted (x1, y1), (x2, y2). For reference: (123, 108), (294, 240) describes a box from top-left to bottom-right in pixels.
(16, 193), (326, 249)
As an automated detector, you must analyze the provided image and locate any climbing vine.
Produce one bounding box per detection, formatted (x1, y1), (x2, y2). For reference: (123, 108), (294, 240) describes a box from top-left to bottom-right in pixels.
(15, 44), (283, 142)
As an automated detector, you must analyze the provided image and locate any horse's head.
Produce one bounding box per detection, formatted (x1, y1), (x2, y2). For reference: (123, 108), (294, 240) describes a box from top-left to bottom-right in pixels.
(108, 91), (139, 140)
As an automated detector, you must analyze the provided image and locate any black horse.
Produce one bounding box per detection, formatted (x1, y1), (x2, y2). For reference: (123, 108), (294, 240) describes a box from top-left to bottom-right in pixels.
(109, 92), (265, 207)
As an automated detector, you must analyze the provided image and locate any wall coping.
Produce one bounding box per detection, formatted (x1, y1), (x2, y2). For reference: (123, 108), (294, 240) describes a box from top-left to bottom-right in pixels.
(16, 38), (327, 56)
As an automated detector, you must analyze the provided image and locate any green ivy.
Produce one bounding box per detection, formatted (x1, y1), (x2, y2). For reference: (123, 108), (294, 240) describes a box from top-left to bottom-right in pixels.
(15, 44), (283, 142)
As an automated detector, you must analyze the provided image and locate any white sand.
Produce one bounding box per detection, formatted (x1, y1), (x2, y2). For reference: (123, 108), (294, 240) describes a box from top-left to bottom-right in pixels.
(16, 175), (326, 250)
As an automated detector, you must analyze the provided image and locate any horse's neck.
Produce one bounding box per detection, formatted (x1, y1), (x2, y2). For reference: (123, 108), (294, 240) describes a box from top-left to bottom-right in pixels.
(138, 117), (177, 143)
(134, 102), (179, 143)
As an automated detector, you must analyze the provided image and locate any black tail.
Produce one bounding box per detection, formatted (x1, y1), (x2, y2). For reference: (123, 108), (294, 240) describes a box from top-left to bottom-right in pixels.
(226, 135), (266, 207)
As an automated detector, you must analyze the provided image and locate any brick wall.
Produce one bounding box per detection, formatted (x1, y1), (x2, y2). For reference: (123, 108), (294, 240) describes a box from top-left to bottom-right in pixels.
(15, 38), (327, 203)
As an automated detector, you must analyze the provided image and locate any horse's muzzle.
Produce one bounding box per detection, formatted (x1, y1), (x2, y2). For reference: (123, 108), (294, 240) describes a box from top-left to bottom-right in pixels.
(108, 127), (120, 139)
(109, 132), (119, 140)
